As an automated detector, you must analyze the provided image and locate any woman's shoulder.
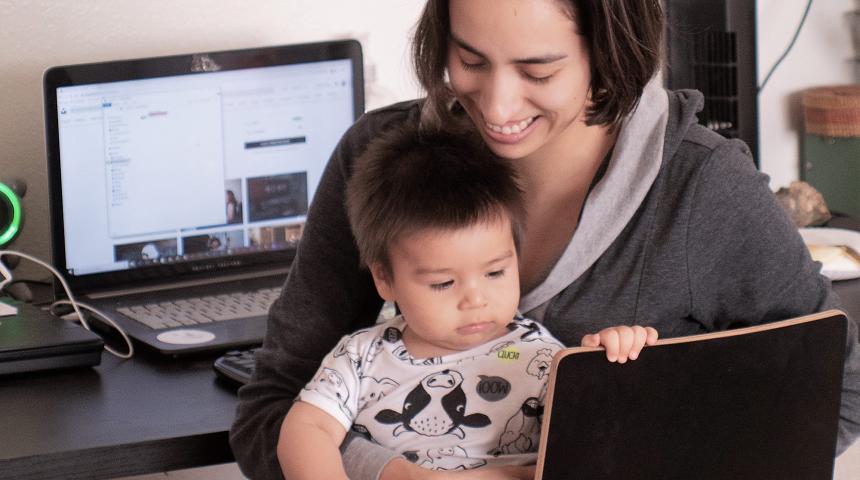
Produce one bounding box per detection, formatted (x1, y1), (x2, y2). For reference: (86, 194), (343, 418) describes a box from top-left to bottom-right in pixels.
(349, 99), (423, 139)
(333, 99), (423, 170)
(663, 89), (757, 180)
(364, 99), (423, 117)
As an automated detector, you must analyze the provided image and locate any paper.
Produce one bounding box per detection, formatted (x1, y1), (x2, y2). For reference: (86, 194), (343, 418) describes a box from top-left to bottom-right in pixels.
(0, 301), (18, 317)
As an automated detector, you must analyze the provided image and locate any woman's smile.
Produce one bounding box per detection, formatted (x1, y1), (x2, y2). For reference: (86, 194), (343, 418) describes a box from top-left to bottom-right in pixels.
(483, 116), (539, 144)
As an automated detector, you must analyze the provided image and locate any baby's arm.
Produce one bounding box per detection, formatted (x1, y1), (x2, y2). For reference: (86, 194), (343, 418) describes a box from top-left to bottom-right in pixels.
(581, 325), (658, 363)
(278, 401), (349, 480)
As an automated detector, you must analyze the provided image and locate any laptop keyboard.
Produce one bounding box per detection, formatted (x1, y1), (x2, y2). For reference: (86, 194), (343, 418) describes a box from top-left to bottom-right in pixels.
(214, 347), (258, 385)
(117, 288), (281, 330)
(211, 302), (397, 387)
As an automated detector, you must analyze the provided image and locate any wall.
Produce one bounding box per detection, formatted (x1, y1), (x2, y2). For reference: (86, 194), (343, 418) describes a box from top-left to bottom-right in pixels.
(757, 0), (857, 189)
(0, 0), (424, 276)
(2, 0), (857, 274)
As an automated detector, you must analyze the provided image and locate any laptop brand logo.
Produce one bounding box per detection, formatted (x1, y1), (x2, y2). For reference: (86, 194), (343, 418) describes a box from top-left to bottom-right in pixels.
(190, 54), (221, 72)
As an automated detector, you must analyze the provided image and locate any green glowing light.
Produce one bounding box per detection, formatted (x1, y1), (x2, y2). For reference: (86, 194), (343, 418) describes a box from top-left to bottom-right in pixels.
(0, 182), (22, 246)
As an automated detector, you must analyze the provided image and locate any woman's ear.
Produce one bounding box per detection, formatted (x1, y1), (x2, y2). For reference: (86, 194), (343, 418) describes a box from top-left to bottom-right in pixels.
(369, 263), (395, 302)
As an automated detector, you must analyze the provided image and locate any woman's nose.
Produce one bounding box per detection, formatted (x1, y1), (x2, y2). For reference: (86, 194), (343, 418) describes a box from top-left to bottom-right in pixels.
(480, 70), (522, 125)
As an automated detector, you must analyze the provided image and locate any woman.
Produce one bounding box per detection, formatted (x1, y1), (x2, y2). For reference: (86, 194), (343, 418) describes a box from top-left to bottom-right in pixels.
(231, 1), (860, 479)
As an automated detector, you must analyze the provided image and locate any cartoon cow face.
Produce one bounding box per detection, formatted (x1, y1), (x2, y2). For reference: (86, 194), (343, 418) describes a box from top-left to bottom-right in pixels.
(374, 369), (490, 439)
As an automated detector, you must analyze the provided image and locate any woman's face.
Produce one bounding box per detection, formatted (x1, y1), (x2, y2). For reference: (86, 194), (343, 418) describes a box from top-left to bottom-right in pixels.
(446, 0), (591, 160)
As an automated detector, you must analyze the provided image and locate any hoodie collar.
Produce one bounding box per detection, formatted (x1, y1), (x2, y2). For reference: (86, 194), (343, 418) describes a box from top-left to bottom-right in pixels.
(520, 77), (670, 314)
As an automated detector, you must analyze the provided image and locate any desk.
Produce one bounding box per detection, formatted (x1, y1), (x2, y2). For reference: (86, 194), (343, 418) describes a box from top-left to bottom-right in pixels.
(2, 283), (860, 480)
(0, 350), (237, 480)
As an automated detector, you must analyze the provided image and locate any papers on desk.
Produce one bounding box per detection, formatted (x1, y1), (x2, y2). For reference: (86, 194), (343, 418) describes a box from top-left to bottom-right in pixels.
(800, 227), (860, 281)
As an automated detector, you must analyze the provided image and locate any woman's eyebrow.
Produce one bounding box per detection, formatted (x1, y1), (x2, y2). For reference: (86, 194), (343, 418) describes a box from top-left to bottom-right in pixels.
(450, 32), (567, 65)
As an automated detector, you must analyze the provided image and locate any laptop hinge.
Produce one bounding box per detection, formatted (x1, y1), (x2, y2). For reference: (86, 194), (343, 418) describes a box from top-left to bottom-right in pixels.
(84, 267), (289, 299)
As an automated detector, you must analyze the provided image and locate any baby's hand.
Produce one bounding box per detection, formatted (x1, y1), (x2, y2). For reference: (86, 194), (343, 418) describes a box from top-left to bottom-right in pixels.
(580, 325), (658, 363)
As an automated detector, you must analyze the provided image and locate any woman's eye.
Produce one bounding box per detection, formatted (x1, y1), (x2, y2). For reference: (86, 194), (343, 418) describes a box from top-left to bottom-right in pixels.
(459, 59), (486, 71)
(430, 280), (454, 291)
(487, 269), (505, 279)
(523, 71), (552, 84)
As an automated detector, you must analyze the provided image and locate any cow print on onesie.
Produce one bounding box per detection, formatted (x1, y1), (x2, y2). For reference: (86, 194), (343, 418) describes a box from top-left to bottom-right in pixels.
(374, 369), (490, 439)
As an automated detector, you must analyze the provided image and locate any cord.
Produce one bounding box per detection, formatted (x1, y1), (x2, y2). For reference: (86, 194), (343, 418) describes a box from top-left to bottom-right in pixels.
(6, 278), (52, 286)
(0, 249), (134, 359)
(758, 0), (814, 93)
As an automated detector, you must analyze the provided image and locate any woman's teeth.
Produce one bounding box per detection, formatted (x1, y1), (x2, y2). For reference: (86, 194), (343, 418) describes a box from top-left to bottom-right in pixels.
(486, 117), (535, 135)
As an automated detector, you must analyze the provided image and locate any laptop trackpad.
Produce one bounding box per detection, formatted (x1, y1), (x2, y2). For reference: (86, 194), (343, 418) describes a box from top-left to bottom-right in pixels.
(156, 329), (216, 345)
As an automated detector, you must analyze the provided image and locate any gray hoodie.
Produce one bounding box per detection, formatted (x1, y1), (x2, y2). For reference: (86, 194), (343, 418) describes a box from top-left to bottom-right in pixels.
(230, 81), (860, 480)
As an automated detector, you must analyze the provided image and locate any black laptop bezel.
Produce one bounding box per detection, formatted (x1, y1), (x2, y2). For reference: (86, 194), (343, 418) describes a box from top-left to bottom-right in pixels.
(44, 40), (364, 295)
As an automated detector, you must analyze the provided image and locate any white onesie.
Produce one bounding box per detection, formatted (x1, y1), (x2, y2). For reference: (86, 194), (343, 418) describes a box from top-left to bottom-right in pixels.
(297, 316), (564, 470)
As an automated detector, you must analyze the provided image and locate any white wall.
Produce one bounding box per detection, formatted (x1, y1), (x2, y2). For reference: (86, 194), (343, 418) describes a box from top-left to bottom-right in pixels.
(1, 0), (857, 274)
(0, 0), (424, 276)
(757, 0), (857, 189)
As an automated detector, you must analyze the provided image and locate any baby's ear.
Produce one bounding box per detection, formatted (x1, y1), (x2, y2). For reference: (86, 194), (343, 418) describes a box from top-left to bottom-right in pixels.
(369, 263), (395, 302)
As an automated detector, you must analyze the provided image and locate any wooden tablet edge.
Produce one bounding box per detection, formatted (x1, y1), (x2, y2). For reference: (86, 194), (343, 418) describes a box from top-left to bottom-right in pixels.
(533, 308), (846, 479)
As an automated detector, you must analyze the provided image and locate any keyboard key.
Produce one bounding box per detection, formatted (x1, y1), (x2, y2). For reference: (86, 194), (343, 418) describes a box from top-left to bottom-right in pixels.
(119, 287), (281, 329)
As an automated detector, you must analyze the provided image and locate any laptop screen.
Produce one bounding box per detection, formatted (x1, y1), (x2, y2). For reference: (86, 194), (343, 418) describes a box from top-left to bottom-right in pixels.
(45, 41), (363, 292)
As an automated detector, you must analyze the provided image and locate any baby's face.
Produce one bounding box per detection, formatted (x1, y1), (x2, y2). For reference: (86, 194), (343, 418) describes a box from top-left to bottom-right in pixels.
(373, 217), (520, 356)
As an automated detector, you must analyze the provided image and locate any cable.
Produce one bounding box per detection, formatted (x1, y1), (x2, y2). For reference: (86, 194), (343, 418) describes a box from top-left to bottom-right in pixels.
(758, 0), (814, 93)
(0, 249), (134, 359)
(6, 278), (52, 286)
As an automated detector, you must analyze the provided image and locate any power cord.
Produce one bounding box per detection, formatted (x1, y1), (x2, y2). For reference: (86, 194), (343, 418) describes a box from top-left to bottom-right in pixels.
(758, 0), (814, 93)
(0, 249), (134, 359)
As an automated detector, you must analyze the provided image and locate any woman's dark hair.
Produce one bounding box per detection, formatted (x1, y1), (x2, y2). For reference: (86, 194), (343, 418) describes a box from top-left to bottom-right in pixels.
(345, 125), (525, 278)
(413, 0), (665, 130)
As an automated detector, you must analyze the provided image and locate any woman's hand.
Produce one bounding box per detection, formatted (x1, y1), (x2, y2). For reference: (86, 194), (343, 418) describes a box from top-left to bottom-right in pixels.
(380, 458), (535, 480)
(580, 325), (658, 363)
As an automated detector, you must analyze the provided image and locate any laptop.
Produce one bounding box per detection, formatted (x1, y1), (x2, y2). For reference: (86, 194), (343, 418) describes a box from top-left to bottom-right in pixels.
(43, 40), (364, 355)
(0, 297), (103, 374)
(536, 310), (847, 480)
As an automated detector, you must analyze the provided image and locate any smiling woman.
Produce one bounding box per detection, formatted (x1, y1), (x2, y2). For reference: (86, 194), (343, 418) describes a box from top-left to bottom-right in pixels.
(231, 1), (860, 479)
(445, 0), (593, 159)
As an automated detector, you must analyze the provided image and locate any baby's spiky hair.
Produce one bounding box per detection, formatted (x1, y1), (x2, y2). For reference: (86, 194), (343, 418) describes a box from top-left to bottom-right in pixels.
(346, 125), (525, 278)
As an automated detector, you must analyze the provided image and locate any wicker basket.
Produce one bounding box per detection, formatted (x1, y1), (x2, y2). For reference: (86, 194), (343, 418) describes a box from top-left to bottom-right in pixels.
(802, 85), (860, 138)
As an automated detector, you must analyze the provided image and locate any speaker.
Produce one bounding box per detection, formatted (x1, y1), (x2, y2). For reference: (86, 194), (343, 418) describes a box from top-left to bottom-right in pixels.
(0, 179), (25, 247)
(664, 0), (759, 165)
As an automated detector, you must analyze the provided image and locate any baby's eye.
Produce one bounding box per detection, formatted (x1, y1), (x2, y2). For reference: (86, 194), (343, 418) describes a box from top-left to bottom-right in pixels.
(487, 269), (505, 279)
(431, 280), (454, 291)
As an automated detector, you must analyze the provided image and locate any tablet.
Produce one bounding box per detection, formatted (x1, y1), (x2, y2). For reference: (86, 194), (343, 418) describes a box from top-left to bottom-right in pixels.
(536, 310), (847, 480)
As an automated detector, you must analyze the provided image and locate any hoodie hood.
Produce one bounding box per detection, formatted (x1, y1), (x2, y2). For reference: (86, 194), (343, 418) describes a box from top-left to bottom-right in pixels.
(520, 80), (705, 315)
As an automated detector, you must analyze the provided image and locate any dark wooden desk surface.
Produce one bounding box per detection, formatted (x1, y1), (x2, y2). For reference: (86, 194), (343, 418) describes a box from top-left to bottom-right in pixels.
(2, 272), (859, 480)
(0, 349), (237, 480)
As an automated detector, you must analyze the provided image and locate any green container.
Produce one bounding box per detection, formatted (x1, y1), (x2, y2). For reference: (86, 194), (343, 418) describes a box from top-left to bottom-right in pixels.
(802, 134), (860, 217)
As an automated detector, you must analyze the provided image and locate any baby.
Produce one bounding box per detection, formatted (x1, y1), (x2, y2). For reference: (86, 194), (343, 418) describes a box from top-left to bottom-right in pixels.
(278, 125), (656, 479)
